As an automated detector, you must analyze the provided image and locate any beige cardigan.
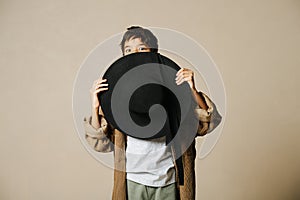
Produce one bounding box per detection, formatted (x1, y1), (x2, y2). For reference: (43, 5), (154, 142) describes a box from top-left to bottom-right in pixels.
(83, 92), (222, 200)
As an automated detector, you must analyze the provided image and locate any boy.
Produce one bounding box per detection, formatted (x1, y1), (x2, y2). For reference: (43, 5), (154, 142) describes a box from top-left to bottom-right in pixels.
(84, 26), (221, 200)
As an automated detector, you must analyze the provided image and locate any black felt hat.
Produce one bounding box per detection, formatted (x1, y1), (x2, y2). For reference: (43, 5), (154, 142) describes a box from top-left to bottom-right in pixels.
(99, 52), (196, 140)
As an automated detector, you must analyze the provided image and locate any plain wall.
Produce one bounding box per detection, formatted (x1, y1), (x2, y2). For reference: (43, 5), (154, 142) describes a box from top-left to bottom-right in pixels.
(0, 0), (299, 199)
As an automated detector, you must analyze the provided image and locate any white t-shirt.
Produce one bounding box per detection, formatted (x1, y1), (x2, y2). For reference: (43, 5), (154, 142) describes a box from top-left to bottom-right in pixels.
(126, 135), (176, 187)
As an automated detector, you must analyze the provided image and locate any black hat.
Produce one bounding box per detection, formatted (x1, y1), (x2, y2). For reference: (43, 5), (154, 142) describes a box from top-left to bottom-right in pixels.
(99, 52), (197, 141)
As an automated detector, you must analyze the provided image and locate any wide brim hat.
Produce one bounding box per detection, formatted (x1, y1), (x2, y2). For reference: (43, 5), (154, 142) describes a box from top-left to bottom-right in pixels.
(99, 52), (196, 141)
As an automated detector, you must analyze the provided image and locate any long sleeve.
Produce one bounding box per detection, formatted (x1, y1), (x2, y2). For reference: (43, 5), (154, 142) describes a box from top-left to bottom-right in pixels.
(195, 92), (222, 136)
(83, 115), (114, 152)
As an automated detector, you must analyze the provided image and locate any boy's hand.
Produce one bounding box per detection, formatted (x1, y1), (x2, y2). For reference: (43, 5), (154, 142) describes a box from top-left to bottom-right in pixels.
(176, 68), (209, 110)
(175, 68), (196, 90)
(90, 78), (109, 109)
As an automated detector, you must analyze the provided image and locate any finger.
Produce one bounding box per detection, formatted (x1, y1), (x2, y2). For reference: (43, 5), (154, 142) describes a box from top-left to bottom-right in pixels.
(176, 69), (193, 77)
(177, 77), (192, 85)
(176, 75), (192, 84)
(176, 78), (185, 85)
(181, 70), (193, 76)
(176, 72), (188, 82)
(90, 86), (108, 93)
(95, 83), (109, 88)
(98, 78), (107, 83)
(176, 68), (184, 76)
(175, 75), (186, 85)
(175, 74), (181, 81)
(175, 70), (186, 80)
(177, 73), (192, 81)
(94, 79), (107, 85)
(176, 72), (192, 81)
(90, 85), (108, 94)
(94, 87), (108, 94)
(181, 68), (194, 75)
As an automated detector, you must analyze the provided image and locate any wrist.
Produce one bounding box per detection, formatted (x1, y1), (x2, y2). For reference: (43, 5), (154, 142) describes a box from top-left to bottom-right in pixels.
(92, 106), (99, 114)
(191, 87), (198, 94)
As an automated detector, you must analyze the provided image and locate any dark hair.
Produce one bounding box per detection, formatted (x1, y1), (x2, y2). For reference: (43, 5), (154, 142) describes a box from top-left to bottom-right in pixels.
(120, 26), (158, 54)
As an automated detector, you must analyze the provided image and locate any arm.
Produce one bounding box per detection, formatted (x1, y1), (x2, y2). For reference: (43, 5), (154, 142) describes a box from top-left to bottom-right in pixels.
(83, 78), (114, 152)
(194, 91), (222, 136)
(176, 68), (208, 110)
(83, 114), (114, 153)
(176, 68), (222, 136)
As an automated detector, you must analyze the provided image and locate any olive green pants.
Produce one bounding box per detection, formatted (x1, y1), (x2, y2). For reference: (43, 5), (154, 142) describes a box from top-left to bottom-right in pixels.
(126, 179), (177, 200)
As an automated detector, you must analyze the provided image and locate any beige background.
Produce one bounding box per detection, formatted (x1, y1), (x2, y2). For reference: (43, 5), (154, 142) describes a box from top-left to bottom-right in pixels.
(1, 0), (299, 199)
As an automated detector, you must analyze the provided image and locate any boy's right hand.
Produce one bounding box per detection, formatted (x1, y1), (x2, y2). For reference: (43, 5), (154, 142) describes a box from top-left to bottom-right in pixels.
(90, 78), (108, 109)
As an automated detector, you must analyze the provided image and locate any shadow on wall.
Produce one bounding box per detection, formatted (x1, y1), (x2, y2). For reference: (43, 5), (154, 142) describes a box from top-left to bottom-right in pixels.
(290, 179), (300, 200)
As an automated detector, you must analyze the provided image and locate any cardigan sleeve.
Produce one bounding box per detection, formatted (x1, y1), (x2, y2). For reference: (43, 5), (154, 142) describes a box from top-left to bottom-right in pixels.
(195, 92), (222, 136)
(83, 115), (114, 153)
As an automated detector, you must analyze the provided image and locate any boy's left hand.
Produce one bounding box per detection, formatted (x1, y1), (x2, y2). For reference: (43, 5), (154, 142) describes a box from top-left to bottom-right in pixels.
(175, 68), (196, 90)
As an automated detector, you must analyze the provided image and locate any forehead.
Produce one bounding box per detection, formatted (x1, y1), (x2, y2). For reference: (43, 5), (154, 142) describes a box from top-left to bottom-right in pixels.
(124, 37), (146, 47)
